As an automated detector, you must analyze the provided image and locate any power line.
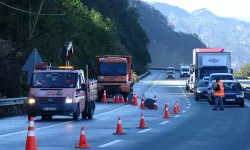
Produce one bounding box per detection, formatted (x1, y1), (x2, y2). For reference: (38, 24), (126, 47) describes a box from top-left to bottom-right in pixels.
(0, 1), (65, 16)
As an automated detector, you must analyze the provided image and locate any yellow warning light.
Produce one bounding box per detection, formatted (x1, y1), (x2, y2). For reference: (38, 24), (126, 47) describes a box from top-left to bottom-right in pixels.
(59, 66), (73, 69)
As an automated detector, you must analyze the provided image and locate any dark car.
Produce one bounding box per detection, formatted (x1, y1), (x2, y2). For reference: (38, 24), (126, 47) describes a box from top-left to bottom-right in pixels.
(194, 80), (209, 100)
(207, 80), (246, 107)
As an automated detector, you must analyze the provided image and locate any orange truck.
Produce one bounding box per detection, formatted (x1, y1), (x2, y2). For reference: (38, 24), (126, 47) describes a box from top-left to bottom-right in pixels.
(96, 55), (134, 101)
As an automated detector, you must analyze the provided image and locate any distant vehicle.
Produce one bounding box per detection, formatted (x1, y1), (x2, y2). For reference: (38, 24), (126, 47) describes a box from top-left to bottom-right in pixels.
(188, 74), (195, 92)
(194, 80), (209, 100)
(207, 80), (246, 107)
(166, 71), (175, 79)
(203, 76), (210, 80)
(167, 67), (175, 72)
(180, 65), (190, 78)
(191, 48), (233, 91)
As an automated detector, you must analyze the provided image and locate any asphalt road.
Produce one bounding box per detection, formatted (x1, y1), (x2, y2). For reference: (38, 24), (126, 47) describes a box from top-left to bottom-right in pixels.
(1, 70), (250, 150)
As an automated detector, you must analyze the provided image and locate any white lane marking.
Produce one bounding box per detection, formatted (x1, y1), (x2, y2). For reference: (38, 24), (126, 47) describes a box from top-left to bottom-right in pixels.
(188, 103), (191, 106)
(98, 140), (123, 147)
(0, 73), (161, 137)
(186, 107), (190, 109)
(159, 121), (169, 125)
(182, 110), (186, 113)
(137, 128), (152, 133)
(145, 74), (162, 94)
(0, 105), (129, 138)
(245, 103), (250, 107)
(177, 79), (187, 98)
(174, 115), (180, 118)
(186, 98), (188, 100)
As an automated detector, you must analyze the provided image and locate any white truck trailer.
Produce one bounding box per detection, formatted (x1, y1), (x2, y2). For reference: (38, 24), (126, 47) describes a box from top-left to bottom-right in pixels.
(190, 48), (232, 91)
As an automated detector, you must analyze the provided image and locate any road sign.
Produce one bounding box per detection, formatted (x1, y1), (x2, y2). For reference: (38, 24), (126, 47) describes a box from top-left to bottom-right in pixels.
(22, 48), (43, 84)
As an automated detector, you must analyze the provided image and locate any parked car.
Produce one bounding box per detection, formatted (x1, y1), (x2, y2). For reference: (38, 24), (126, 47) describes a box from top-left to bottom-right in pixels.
(207, 80), (246, 107)
(194, 80), (209, 100)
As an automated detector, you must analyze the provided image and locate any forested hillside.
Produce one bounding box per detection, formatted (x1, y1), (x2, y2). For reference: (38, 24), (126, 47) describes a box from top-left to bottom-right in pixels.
(131, 1), (207, 68)
(0, 0), (150, 97)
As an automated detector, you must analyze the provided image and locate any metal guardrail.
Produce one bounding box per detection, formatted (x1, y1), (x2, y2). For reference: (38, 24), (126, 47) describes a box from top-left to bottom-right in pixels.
(0, 97), (27, 106)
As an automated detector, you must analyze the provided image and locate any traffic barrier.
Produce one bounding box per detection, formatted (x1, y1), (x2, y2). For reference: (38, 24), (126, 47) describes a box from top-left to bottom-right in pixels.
(75, 127), (91, 148)
(137, 113), (147, 129)
(0, 97), (27, 117)
(113, 117), (126, 135)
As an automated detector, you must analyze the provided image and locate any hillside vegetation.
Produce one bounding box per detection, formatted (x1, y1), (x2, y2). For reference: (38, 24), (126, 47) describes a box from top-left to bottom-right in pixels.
(131, 1), (207, 68)
(0, 0), (150, 97)
(152, 2), (250, 69)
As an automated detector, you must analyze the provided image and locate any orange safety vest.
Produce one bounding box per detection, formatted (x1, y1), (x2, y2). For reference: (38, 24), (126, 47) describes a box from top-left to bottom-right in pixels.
(214, 80), (225, 97)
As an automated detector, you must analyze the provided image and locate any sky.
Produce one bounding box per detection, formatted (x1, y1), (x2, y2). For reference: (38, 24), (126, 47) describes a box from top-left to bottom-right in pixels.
(141, 0), (250, 20)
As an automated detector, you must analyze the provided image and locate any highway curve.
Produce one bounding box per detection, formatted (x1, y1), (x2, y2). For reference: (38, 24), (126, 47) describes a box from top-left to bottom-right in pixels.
(1, 70), (250, 150)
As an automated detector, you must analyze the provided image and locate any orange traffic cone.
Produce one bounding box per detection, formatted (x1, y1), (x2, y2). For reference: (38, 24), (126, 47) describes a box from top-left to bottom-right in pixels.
(176, 101), (180, 112)
(115, 95), (119, 103)
(134, 92), (138, 106)
(125, 97), (129, 104)
(26, 117), (37, 150)
(102, 90), (107, 103)
(140, 95), (146, 109)
(163, 107), (171, 118)
(153, 95), (158, 110)
(113, 117), (126, 135)
(112, 96), (116, 103)
(120, 96), (124, 103)
(137, 113), (147, 128)
(164, 101), (168, 110)
(75, 127), (91, 148)
(173, 104), (178, 114)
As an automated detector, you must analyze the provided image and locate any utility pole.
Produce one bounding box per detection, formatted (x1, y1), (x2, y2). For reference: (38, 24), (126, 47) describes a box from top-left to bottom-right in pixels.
(29, 0), (44, 40)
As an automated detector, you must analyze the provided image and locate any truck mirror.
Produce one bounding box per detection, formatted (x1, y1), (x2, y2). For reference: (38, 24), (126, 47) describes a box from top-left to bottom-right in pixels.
(231, 69), (233, 74)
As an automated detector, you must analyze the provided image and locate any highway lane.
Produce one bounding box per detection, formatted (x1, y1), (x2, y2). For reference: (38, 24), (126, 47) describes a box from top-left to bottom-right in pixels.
(0, 70), (193, 149)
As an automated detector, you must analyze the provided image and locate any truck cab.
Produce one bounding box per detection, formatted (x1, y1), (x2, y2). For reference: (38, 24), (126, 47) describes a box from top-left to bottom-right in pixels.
(27, 64), (97, 121)
(180, 65), (190, 78)
(96, 55), (133, 100)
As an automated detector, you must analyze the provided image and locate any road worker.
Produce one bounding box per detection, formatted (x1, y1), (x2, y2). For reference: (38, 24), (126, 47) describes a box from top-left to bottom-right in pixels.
(212, 78), (224, 110)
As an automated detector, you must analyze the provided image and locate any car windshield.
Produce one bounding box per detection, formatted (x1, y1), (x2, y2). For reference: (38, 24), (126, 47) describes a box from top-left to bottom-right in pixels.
(198, 81), (208, 87)
(210, 75), (234, 82)
(31, 72), (78, 88)
(167, 68), (175, 72)
(223, 82), (242, 91)
(99, 62), (127, 76)
(167, 72), (174, 74)
(181, 68), (189, 72)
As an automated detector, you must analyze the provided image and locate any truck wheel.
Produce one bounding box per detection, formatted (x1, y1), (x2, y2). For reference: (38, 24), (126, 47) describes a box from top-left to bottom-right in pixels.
(81, 112), (87, 119)
(186, 86), (189, 91)
(41, 115), (47, 120)
(73, 104), (80, 120)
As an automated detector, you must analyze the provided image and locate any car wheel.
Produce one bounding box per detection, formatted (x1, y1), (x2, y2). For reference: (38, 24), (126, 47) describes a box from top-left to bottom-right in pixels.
(73, 104), (80, 120)
(239, 102), (244, 107)
(195, 97), (199, 101)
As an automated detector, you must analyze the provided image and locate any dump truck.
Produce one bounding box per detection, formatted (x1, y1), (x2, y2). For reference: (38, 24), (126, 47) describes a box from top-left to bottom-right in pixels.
(26, 41), (97, 121)
(96, 55), (134, 101)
